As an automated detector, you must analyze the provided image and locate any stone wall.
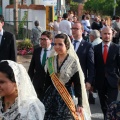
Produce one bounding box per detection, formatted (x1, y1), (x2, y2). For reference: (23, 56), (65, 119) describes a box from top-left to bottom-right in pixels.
(3, 23), (32, 40)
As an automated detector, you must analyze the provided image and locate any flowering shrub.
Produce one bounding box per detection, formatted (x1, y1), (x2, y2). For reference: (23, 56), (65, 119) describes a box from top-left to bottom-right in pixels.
(17, 38), (33, 55)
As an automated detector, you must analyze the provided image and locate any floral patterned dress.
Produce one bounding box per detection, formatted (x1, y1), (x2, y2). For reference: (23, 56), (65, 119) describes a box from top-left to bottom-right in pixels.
(106, 101), (120, 120)
(43, 55), (82, 120)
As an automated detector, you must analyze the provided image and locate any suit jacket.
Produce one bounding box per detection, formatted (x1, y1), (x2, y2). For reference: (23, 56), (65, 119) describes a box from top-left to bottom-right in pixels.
(31, 26), (42, 46)
(28, 47), (47, 92)
(76, 39), (94, 84)
(94, 42), (120, 89)
(0, 30), (17, 61)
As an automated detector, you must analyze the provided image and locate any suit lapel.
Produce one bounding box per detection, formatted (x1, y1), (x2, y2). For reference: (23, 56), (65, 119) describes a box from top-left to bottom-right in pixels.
(76, 39), (85, 54)
(97, 43), (104, 64)
(0, 30), (6, 49)
(39, 47), (42, 65)
(106, 42), (114, 64)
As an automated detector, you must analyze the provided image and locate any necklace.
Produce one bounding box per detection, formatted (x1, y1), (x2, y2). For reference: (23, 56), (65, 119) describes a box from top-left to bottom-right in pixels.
(5, 102), (11, 107)
(58, 60), (63, 65)
(58, 55), (67, 66)
(3, 99), (15, 111)
(2, 101), (12, 112)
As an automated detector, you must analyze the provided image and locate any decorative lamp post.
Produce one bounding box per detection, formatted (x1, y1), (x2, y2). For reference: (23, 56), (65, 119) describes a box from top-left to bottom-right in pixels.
(14, 0), (18, 39)
(113, 0), (116, 16)
(57, 0), (61, 16)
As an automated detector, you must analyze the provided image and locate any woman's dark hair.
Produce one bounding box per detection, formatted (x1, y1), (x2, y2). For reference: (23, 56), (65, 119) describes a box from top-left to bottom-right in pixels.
(55, 34), (70, 50)
(0, 61), (15, 82)
(82, 15), (86, 20)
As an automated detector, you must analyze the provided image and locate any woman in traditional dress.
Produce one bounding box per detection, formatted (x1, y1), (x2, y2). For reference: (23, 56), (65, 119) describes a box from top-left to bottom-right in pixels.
(43, 33), (91, 120)
(0, 60), (45, 120)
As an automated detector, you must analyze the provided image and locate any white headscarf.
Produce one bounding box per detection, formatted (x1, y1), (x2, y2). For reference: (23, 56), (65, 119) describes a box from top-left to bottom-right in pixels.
(1, 60), (45, 120)
(49, 34), (91, 120)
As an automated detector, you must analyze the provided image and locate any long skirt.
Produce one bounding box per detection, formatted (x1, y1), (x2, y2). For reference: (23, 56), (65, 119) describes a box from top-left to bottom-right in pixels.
(42, 84), (74, 120)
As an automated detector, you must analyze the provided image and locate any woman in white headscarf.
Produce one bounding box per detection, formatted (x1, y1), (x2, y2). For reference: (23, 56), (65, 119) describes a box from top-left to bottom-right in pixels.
(43, 33), (91, 120)
(0, 60), (45, 120)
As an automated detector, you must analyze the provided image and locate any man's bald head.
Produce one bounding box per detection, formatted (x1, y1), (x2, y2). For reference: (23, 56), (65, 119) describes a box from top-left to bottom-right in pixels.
(101, 27), (113, 43)
(101, 26), (112, 34)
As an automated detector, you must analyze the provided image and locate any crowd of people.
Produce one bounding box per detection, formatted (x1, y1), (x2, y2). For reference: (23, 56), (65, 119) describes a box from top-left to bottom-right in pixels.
(0, 10), (120, 120)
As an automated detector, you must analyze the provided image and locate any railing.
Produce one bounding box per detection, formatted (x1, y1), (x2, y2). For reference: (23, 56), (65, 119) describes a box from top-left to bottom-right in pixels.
(3, 21), (33, 40)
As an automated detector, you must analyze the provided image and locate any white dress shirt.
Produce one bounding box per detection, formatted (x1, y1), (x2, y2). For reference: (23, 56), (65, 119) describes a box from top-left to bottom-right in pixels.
(102, 42), (111, 53)
(72, 38), (82, 52)
(0, 29), (3, 45)
(59, 20), (72, 36)
(40, 44), (52, 63)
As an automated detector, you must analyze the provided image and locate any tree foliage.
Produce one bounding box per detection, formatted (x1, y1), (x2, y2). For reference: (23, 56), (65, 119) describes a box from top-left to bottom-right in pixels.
(10, 0), (14, 4)
(69, 0), (79, 12)
(84, 0), (120, 16)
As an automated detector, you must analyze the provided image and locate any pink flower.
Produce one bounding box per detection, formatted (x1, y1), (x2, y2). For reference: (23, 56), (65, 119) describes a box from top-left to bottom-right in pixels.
(21, 50), (27, 55)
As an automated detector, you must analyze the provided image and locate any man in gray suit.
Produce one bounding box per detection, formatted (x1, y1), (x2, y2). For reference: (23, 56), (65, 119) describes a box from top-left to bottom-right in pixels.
(31, 20), (43, 49)
(89, 30), (102, 46)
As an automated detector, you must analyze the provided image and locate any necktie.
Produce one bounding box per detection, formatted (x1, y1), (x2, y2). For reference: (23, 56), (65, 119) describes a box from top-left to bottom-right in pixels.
(103, 45), (108, 64)
(73, 40), (79, 49)
(42, 49), (47, 66)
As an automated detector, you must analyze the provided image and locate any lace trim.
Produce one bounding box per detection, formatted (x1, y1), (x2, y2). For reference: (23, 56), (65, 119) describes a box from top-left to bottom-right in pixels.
(53, 55), (79, 85)
(0, 98), (20, 119)
(0, 60), (45, 120)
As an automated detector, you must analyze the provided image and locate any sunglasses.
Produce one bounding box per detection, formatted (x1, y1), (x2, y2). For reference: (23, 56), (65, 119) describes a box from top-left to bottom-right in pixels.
(40, 38), (49, 41)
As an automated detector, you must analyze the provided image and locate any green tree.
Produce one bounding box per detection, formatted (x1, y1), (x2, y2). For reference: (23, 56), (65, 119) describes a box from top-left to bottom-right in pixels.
(18, 12), (28, 39)
(84, 0), (119, 16)
(66, 0), (79, 13)
(10, 0), (14, 4)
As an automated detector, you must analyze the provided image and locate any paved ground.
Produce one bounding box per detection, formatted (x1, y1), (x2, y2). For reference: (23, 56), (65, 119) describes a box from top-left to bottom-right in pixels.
(17, 55), (32, 71)
(18, 55), (120, 120)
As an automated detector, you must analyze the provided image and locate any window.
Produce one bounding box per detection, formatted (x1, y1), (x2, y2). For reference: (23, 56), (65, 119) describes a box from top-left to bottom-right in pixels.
(31, 0), (35, 4)
(10, 0), (14, 4)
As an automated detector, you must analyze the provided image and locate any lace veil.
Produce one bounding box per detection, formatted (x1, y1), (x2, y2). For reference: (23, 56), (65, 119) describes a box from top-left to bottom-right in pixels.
(1, 60), (45, 119)
(49, 34), (91, 120)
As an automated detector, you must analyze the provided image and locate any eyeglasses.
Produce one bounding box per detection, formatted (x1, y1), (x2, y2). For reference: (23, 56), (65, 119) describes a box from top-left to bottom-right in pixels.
(71, 28), (80, 30)
(40, 38), (49, 41)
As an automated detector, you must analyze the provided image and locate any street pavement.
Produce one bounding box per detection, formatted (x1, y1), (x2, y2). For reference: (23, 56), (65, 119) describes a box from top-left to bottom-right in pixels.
(18, 55), (120, 120)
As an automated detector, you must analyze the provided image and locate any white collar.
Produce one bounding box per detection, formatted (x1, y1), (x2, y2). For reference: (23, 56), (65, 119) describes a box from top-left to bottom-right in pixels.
(73, 37), (82, 43)
(42, 44), (52, 51)
(102, 41), (111, 48)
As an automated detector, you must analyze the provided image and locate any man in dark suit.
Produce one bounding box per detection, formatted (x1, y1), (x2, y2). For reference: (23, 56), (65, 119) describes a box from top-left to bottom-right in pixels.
(71, 22), (94, 92)
(94, 26), (120, 119)
(28, 31), (53, 100)
(0, 15), (17, 61)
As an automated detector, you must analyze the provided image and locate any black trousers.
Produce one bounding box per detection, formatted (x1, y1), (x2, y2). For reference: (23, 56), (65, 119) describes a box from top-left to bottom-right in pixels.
(97, 78), (118, 119)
